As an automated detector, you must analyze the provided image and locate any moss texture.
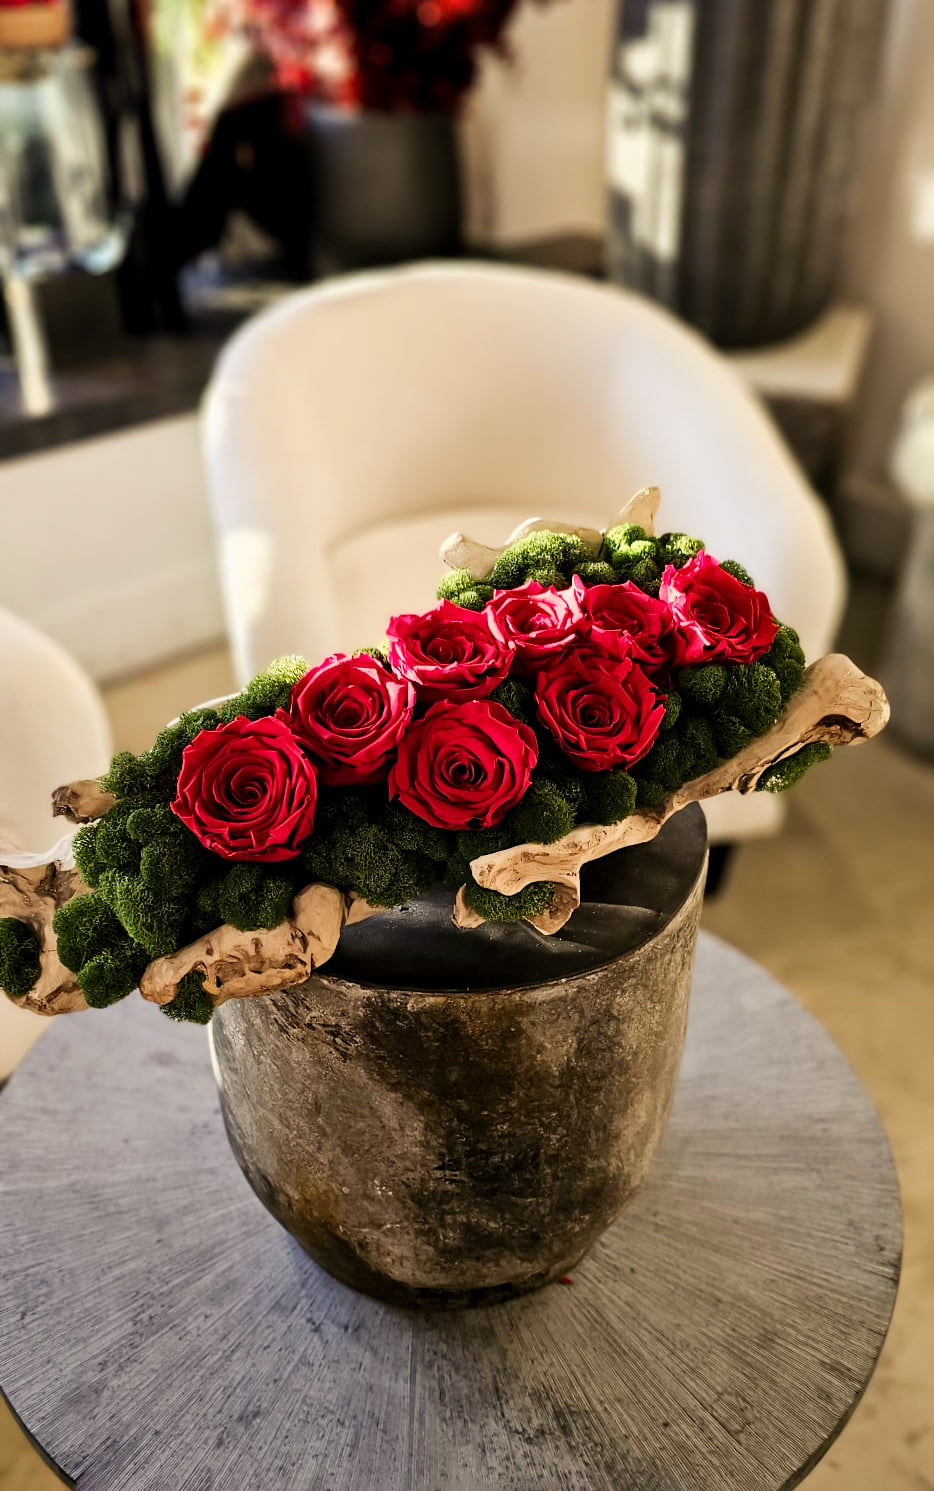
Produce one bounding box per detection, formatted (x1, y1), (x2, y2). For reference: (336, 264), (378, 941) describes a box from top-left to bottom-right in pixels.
(0, 919), (42, 998)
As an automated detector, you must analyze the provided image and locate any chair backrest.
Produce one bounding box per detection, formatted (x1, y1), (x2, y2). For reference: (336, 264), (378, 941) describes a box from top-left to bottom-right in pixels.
(202, 262), (846, 682)
(0, 607), (112, 1075)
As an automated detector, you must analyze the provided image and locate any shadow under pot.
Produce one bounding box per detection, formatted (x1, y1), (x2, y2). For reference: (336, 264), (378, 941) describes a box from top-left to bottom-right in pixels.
(303, 104), (462, 277)
(210, 803), (708, 1309)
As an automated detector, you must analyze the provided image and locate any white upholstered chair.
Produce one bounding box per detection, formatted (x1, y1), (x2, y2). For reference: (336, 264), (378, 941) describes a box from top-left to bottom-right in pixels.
(0, 607), (112, 1076)
(201, 262), (846, 844)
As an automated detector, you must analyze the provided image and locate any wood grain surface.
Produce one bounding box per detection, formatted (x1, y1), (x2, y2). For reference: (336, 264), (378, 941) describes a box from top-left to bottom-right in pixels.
(0, 934), (901, 1491)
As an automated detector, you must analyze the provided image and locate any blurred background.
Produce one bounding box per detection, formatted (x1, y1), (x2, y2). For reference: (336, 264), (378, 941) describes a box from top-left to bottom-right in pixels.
(0, 0), (932, 1487)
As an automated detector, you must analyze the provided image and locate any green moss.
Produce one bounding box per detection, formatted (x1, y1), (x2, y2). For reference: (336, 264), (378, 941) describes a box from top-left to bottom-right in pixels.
(454, 826), (510, 862)
(461, 876), (556, 924)
(435, 570), (494, 610)
(603, 522), (645, 556)
(757, 742), (832, 793)
(677, 664), (727, 707)
(634, 734), (685, 793)
(0, 919), (42, 998)
(712, 713), (754, 758)
(191, 878), (224, 937)
(489, 531), (589, 590)
(676, 713), (719, 781)
(720, 558), (755, 588)
(720, 663), (783, 736)
(94, 796), (148, 873)
(71, 822), (105, 888)
(300, 803), (440, 908)
(53, 892), (127, 972)
(127, 805), (206, 894)
(507, 780), (576, 845)
(97, 869), (188, 959)
(217, 864), (296, 932)
(583, 769), (637, 826)
(656, 532), (704, 567)
(219, 655), (309, 721)
(660, 690), (682, 732)
(353, 644), (390, 667)
(603, 526), (662, 591)
(77, 940), (149, 1008)
(490, 677), (535, 725)
(161, 969), (215, 1025)
(635, 777), (669, 809)
(764, 624), (806, 704)
(382, 802), (449, 862)
(573, 560), (616, 586)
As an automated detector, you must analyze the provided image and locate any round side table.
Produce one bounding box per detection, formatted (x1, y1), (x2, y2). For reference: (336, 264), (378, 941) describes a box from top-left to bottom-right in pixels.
(0, 934), (900, 1491)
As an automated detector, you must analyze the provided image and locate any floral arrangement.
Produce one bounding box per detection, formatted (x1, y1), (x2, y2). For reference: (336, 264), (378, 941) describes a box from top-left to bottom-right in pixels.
(216, 0), (529, 111)
(0, 495), (889, 1028)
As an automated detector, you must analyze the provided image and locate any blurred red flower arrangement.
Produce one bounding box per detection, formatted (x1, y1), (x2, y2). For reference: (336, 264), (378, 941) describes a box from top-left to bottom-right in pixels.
(225, 0), (528, 111)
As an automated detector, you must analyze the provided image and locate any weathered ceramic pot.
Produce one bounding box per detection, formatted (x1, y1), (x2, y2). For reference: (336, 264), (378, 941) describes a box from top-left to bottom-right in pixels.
(211, 805), (707, 1308)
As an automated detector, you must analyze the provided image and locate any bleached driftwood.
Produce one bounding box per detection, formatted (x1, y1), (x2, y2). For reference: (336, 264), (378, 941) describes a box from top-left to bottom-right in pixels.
(52, 780), (117, 824)
(438, 486), (661, 583)
(469, 653), (888, 930)
(0, 840), (88, 1015)
(139, 887), (380, 1010)
(454, 653), (889, 934)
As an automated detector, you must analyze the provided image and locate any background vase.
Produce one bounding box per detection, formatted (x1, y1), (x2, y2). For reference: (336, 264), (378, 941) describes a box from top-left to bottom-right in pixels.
(605, 0), (891, 348)
(304, 104), (462, 278)
(210, 806), (707, 1309)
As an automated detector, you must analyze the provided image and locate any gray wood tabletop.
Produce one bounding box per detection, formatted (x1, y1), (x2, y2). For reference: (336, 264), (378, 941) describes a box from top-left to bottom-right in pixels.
(0, 933), (901, 1491)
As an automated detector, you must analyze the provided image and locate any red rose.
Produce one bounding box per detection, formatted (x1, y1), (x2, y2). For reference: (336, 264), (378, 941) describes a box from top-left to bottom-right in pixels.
(486, 579), (588, 675)
(387, 600), (511, 702)
(278, 652), (414, 786)
(659, 552), (777, 665)
(388, 699), (538, 830)
(172, 715), (317, 862)
(536, 648), (665, 772)
(572, 574), (679, 676)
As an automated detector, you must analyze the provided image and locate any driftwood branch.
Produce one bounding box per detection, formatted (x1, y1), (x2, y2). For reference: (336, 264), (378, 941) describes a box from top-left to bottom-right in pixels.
(455, 654), (889, 935)
(139, 888), (380, 1010)
(438, 486), (660, 583)
(0, 841), (88, 1015)
(52, 780), (117, 824)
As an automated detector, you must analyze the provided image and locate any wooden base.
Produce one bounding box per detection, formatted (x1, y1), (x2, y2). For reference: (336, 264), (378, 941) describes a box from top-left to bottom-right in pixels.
(0, 2), (70, 49)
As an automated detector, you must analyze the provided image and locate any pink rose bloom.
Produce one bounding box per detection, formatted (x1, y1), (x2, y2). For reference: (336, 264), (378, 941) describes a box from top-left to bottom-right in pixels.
(536, 648), (665, 773)
(278, 652), (415, 786)
(388, 699), (538, 830)
(486, 579), (588, 676)
(387, 600), (512, 702)
(660, 552), (777, 665)
(572, 574), (679, 676)
(172, 715), (317, 862)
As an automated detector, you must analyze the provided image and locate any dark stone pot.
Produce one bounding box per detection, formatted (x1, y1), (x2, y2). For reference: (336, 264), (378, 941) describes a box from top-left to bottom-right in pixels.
(211, 805), (707, 1309)
(304, 104), (462, 277)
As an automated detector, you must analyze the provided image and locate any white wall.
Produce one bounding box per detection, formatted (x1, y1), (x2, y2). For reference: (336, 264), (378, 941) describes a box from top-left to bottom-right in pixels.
(462, 0), (614, 243)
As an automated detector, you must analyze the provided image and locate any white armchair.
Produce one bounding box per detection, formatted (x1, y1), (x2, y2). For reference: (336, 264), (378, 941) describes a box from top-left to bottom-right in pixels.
(202, 262), (846, 845)
(0, 606), (111, 1076)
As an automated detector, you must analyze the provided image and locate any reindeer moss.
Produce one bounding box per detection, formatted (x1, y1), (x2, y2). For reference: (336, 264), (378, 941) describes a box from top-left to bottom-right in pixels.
(757, 742), (832, 793)
(161, 969), (215, 1025)
(460, 876), (557, 924)
(78, 941), (149, 1008)
(0, 919), (42, 998)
